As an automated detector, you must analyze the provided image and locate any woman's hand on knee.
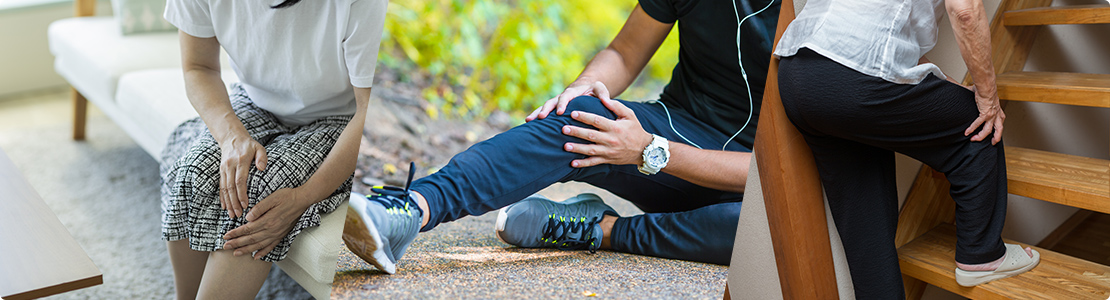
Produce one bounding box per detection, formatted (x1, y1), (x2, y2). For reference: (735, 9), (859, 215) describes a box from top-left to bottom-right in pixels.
(965, 88), (1005, 145)
(222, 188), (306, 259)
(218, 134), (269, 219)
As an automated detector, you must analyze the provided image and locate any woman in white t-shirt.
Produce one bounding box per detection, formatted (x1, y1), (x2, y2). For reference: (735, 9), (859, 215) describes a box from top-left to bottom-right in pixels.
(160, 0), (385, 298)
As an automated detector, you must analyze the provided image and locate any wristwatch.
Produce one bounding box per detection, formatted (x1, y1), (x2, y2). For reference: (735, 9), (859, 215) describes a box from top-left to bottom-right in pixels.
(638, 134), (670, 175)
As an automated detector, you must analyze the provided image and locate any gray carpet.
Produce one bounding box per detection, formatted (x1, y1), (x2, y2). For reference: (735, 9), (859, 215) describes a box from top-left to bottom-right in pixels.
(0, 115), (311, 299)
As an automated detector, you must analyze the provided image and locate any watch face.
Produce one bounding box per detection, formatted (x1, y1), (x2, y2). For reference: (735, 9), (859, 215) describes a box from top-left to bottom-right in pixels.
(647, 148), (666, 166)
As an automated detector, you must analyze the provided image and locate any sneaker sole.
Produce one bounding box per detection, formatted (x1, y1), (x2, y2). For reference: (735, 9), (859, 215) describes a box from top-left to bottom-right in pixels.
(495, 205), (512, 245)
(343, 202), (397, 274)
(494, 193), (605, 245)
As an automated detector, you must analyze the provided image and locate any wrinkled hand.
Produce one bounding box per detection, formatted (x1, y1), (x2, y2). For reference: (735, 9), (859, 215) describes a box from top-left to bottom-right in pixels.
(222, 188), (307, 260)
(526, 81), (611, 122)
(561, 98), (653, 168)
(219, 134), (268, 218)
(965, 88), (1005, 145)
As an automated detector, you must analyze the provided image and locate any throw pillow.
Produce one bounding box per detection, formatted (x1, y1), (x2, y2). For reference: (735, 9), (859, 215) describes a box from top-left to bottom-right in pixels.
(111, 0), (177, 35)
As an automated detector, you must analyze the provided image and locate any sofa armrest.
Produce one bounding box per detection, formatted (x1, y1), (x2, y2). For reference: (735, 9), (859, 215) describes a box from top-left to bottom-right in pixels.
(76, 0), (96, 16)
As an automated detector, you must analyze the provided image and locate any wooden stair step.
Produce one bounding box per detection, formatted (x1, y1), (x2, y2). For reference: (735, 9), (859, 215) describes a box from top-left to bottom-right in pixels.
(1004, 4), (1110, 26)
(1006, 147), (1110, 214)
(899, 223), (1110, 300)
(997, 72), (1110, 108)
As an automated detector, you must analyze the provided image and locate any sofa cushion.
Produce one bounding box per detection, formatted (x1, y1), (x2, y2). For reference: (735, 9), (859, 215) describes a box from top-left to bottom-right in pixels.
(111, 0), (177, 35)
(49, 17), (181, 107)
(49, 17), (233, 108)
(115, 68), (238, 157)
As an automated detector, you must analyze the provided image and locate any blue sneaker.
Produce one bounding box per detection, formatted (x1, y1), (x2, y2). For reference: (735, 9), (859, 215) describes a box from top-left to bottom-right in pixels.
(494, 193), (618, 252)
(343, 163), (422, 274)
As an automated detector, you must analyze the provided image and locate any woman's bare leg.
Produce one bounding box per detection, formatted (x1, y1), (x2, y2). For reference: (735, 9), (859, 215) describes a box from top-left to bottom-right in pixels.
(195, 249), (272, 300)
(167, 240), (208, 300)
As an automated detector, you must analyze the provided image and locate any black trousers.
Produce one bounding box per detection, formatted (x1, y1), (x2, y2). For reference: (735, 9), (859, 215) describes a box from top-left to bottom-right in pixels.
(778, 48), (1007, 299)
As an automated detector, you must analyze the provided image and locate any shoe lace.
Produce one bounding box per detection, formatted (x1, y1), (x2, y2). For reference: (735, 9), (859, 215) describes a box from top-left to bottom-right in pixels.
(540, 214), (602, 253)
(368, 162), (420, 216)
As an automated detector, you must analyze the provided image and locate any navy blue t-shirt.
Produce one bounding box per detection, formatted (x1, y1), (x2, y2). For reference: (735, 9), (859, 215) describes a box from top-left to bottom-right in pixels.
(639, 0), (778, 149)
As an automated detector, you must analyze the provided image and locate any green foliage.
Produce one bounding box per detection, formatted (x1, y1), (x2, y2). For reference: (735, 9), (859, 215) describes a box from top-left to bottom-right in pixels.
(380, 0), (679, 119)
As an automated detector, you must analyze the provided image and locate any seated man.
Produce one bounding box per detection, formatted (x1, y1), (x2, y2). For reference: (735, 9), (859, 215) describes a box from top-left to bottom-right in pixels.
(344, 0), (779, 271)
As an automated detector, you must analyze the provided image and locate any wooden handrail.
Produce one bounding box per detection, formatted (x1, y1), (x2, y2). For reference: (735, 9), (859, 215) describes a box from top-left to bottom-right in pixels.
(75, 0), (95, 17)
(753, 0), (840, 298)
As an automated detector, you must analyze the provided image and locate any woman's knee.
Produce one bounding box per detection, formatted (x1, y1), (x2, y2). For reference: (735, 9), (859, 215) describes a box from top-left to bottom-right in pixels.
(164, 139), (222, 178)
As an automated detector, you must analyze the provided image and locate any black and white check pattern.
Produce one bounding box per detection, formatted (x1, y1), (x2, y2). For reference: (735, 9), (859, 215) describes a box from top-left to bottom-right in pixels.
(160, 84), (353, 262)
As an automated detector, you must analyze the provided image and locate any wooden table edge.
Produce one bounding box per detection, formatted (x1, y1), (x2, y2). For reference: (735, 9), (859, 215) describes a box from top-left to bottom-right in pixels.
(2, 271), (102, 300)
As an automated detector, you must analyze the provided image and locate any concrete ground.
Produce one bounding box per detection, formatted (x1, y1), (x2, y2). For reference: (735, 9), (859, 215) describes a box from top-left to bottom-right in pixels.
(332, 182), (729, 299)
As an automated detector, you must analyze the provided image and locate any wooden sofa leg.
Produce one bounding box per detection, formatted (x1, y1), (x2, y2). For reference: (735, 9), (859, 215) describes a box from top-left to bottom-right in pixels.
(72, 87), (87, 140)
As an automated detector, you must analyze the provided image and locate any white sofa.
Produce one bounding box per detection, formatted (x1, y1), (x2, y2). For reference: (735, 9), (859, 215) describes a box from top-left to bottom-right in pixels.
(47, 4), (343, 299)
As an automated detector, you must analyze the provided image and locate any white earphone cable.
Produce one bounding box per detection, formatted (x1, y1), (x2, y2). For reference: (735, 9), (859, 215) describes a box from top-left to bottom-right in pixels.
(658, 0), (775, 151)
(722, 0), (776, 151)
(658, 101), (704, 149)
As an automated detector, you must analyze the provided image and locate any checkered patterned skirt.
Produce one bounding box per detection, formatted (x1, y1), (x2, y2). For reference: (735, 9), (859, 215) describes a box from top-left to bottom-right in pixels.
(160, 84), (353, 262)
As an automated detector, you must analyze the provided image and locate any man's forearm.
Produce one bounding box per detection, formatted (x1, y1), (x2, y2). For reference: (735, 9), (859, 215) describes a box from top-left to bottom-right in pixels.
(573, 47), (640, 98)
(571, 5), (672, 98)
(663, 143), (750, 193)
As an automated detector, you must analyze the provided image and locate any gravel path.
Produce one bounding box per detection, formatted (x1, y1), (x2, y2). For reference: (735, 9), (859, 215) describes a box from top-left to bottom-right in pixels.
(336, 69), (727, 299)
(331, 182), (729, 299)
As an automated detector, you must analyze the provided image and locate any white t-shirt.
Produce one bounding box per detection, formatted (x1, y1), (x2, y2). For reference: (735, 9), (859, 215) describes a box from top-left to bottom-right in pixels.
(773, 0), (947, 85)
(165, 0), (386, 126)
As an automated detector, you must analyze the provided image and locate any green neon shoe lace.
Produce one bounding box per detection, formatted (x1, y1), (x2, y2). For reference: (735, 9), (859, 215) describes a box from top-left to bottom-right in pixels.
(539, 214), (602, 253)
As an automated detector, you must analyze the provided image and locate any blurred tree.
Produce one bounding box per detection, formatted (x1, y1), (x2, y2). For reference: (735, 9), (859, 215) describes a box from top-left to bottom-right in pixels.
(379, 0), (679, 120)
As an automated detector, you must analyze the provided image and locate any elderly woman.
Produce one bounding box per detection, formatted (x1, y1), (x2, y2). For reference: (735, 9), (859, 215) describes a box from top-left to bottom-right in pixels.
(159, 0), (385, 298)
(774, 0), (1038, 297)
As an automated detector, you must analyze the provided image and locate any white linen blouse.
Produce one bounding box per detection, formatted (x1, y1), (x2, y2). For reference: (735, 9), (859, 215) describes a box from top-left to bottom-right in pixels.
(773, 0), (948, 84)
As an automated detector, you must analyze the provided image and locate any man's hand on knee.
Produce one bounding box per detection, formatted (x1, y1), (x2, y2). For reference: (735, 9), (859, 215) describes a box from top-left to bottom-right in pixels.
(527, 81), (611, 122)
(560, 98), (652, 168)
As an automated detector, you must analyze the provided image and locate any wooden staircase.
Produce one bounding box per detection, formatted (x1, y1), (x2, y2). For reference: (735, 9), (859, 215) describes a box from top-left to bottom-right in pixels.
(895, 1), (1110, 299)
(996, 72), (1110, 107)
(753, 0), (1110, 299)
(900, 223), (1110, 300)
